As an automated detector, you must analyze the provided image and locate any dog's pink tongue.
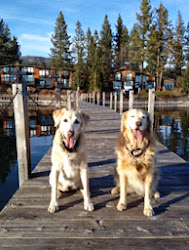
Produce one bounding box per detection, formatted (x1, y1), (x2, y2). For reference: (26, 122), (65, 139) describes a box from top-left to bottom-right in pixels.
(65, 138), (75, 149)
(132, 130), (143, 140)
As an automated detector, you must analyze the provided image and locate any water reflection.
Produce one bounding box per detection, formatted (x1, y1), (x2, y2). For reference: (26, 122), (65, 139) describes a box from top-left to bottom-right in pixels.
(0, 109), (55, 137)
(155, 110), (189, 163)
(0, 136), (16, 183)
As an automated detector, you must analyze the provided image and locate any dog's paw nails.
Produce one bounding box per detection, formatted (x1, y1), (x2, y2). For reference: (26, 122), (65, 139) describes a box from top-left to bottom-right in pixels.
(84, 201), (94, 212)
(117, 202), (127, 211)
(48, 203), (59, 213)
(143, 207), (154, 217)
(153, 191), (160, 199)
(111, 187), (119, 195)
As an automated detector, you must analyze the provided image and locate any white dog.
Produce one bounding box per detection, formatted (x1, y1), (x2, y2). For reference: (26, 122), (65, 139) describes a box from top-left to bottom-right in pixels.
(48, 108), (94, 213)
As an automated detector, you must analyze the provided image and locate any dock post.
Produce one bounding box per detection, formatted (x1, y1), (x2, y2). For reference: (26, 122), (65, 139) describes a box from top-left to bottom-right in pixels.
(102, 92), (105, 107)
(97, 92), (100, 105)
(67, 90), (72, 110)
(55, 86), (61, 108)
(148, 88), (155, 130)
(75, 89), (80, 111)
(12, 83), (31, 187)
(110, 92), (113, 109)
(120, 90), (123, 114)
(92, 92), (95, 104)
(114, 92), (117, 112)
(129, 90), (134, 110)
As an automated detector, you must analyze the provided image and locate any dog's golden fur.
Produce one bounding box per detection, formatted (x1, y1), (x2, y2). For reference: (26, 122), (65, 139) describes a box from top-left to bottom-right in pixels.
(111, 109), (159, 216)
(48, 108), (94, 213)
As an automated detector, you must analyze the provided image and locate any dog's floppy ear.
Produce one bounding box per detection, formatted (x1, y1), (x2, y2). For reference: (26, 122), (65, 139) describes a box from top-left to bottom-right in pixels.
(121, 111), (128, 133)
(79, 112), (90, 129)
(53, 108), (67, 127)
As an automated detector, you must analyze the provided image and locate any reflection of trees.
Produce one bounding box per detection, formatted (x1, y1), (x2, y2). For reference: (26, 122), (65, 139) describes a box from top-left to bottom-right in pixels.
(0, 136), (17, 183)
(155, 110), (189, 163)
(180, 111), (189, 162)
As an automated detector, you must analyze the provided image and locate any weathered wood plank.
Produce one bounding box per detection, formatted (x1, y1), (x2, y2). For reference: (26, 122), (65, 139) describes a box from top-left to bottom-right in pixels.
(0, 101), (189, 249)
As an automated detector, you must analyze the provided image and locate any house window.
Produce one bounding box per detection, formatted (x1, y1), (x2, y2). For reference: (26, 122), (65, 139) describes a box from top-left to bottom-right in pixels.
(40, 80), (46, 87)
(126, 73), (132, 80)
(4, 67), (9, 73)
(4, 74), (9, 82)
(63, 79), (69, 87)
(115, 73), (121, 81)
(113, 81), (122, 89)
(164, 82), (174, 90)
(135, 75), (140, 82)
(125, 81), (132, 87)
(147, 82), (154, 89)
(10, 67), (15, 72)
(28, 67), (34, 73)
(39, 70), (45, 76)
(10, 75), (16, 82)
(21, 67), (27, 73)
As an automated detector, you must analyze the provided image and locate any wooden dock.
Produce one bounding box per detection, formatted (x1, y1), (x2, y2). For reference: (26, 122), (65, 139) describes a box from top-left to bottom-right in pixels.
(0, 102), (189, 249)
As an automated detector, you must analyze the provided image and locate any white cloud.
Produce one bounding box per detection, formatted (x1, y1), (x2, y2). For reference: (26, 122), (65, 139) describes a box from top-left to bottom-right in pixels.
(19, 33), (52, 57)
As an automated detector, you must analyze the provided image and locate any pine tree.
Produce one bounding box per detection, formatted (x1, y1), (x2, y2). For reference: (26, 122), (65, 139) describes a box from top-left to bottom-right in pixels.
(72, 21), (86, 89)
(183, 63), (189, 94)
(0, 18), (20, 65)
(88, 31), (101, 92)
(147, 3), (172, 89)
(99, 15), (113, 91)
(184, 22), (189, 64)
(128, 24), (141, 71)
(50, 12), (72, 82)
(114, 14), (129, 69)
(172, 11), (185, 79)
(136, 0), (152, 84)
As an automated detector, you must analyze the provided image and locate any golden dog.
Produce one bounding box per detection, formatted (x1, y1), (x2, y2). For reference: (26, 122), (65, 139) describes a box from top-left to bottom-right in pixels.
(48, 108), (94, 213)
(111, 109), (159, 216)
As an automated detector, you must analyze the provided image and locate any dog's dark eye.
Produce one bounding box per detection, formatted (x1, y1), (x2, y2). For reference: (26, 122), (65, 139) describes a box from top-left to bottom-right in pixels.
(75, 119), (80, 124)
(64, 119), (68, 122)
(142, 116), (145, 119)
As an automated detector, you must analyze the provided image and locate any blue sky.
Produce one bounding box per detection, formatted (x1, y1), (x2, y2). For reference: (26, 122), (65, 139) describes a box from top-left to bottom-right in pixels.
(1, 0), (189, 57)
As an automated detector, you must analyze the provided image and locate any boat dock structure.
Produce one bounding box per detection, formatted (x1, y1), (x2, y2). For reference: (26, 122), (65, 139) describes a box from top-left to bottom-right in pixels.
(0, 101), (189, 249)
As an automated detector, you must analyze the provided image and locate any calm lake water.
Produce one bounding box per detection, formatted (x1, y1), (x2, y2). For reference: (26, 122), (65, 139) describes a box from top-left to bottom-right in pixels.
(0, 108), (188, 211)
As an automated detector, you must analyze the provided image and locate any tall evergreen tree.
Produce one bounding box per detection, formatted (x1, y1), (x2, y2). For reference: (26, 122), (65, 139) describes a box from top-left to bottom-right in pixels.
(136, 0), (152, 84)
(147, 3), (172, 89)
(72, 21), (86, 89)
(114, 14), (129, 69)
(99, 15), (113, 91)
(0, 18), (20, 65)
(88, 30), (101, 92)
(128, 24), (141, 71)
(50, 12), (72, 82)
(172, 11), (185, 79)
(183, 63), (189, 94)
(184, 22), (189, 64)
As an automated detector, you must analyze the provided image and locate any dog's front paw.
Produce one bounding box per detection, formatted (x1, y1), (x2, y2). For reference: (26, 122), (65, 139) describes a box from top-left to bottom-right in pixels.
(48, 202), (59, 213)
(117, 201), (127, 211)
(111, 187), (120, 195)
(143, 207), (154, 217)
(153, 191), (160, 199)
(84, 200), (94, 211)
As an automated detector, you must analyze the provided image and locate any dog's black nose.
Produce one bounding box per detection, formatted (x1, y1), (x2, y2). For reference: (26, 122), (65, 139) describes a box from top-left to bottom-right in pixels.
(136, 121), (142, 127)
(67, 130), (74, 137)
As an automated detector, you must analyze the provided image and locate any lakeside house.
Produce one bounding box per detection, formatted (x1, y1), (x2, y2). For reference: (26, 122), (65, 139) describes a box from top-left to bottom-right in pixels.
(0, 65), (73, 89)
(113, 67), (174, 93)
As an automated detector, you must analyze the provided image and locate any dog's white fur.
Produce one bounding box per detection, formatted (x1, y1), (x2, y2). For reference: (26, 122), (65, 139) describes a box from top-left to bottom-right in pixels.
(48, 108), (94, 213)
